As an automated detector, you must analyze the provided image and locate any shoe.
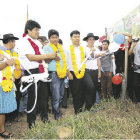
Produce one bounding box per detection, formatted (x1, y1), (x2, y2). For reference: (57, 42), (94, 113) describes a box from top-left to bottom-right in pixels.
(54, 113), (62, 120)
(41, 118), (50, 123)
(62, 105), (67, 109)
(28, 122), (35, 129)
(0, 130), (12, 138)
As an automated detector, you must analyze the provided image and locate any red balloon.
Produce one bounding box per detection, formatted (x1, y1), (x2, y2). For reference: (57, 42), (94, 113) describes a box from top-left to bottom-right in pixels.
(112, 74), (122, 85)
(99, 35), (106, 42)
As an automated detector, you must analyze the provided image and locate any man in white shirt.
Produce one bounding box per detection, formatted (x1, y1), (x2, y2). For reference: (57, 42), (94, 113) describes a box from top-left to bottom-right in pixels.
(66, 30), (95, 114)
(18, 20), (57, 128)
(83, 33), (101, 105)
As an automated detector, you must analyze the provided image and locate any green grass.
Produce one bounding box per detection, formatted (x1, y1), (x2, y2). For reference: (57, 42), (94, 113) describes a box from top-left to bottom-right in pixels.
(23, 98), (140, 139)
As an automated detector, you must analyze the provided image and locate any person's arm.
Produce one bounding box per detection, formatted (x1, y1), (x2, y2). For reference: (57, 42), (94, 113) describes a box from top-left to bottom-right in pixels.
(85, 47), (95, 58)
(90, 52), (94, 58)
(90, 47), (96, 58)
(0, 61), (8, 70)
(44, 54), (60, 63)
(26, 52), (57, 61)
(0, 58), (15, 70)
(97, 59), (101, 79)
(45, 59), (52, 63)
(43, 44), (60, 62)
(95, 53), (105, 58)
(0, 54), (8, 61)
(118, 32), (132, 42)
(67, 69), (73, 80)
(112, 53), (115, 59)
(129, 42), (137, 55)
(65, 49), (73, 80)
(121, 32), (132, 37)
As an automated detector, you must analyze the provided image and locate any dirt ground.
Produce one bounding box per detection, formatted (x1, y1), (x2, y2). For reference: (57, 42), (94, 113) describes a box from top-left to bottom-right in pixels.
(4, 105), (74, 139)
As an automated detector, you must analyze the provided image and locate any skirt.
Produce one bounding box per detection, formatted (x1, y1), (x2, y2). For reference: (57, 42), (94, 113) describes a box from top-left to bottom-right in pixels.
(0, 86), (17, 114)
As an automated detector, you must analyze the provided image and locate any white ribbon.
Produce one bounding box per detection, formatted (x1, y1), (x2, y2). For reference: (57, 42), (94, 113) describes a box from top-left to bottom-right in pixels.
(18, 59), (51, 114)
(20, 73), (51, 114)
(80, 51), (112, 69)
(80, 51), (92, 69)
(2, 54), (51, 113)
(112, 58), (116, 75)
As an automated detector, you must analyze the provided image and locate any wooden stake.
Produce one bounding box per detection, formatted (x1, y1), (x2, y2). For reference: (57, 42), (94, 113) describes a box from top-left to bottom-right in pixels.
(121, 46), (128, 102)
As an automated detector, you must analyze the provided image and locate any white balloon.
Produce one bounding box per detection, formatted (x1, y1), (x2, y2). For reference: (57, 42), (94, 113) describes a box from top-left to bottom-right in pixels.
(109, 42), (120, 53)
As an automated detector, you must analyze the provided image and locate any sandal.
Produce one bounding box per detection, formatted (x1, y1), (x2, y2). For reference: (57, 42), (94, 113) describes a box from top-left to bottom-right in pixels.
(0, 130), (12, 138)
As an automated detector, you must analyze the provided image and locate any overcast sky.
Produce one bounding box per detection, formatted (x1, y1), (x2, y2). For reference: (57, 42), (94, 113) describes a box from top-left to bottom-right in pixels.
(0, 0), (140, 46)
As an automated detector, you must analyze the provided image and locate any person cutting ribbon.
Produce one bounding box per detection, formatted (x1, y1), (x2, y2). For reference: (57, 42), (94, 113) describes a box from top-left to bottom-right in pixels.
(17, 20), (57, 129)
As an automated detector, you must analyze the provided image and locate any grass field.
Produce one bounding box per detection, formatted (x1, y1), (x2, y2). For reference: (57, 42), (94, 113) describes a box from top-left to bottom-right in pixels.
(6, 98), (140, 139)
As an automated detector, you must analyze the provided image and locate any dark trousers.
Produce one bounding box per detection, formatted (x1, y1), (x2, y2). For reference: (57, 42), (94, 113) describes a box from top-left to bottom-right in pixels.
(127, 69), (134, 101)
(24, 68), (49, 125)
(133, 72), (140, 103)
(69, 71), (96, 114)
(113, 67), (134, 100)
(86, 69), (98, 90)
(61, 87), (70, 107)
(15, 79), (22, 117)
(87, 69), (101, 103)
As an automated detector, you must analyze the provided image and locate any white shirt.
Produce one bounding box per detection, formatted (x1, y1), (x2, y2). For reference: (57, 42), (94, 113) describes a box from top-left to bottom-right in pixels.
(85, 47), (100, 70)
(17, 35), (47, 70)
(65, 45), (85, 71)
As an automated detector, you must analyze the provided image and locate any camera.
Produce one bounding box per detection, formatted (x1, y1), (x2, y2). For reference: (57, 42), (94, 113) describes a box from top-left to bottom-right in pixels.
(132, 38), (139, 42)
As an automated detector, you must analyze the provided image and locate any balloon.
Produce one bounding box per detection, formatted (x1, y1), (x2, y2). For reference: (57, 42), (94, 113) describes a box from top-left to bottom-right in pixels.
(113, 34), (125, 44)
(109, 42), (120, 53)
(120, 44), (125, 51)
(99, 35), (106, 42)
(112, 74), (122, 85)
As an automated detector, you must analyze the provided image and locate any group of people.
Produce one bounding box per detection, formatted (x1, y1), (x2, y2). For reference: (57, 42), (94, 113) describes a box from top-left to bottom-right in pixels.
(0, 19), (140, 138)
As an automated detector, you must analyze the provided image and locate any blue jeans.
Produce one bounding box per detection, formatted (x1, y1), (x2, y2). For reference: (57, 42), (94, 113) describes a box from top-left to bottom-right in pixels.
(19, 91), (28, 112)
(96, 91), (100, 104)
(50, 72), (65, 119)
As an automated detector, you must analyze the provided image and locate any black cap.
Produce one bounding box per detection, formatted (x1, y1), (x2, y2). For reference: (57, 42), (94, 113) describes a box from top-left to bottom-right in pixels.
(83, 33), (99, 41)
(0, 34), (19, 41)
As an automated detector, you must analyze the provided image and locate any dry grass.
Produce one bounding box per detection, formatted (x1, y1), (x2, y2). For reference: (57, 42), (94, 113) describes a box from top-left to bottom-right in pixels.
(6, 98), (140, 139)
(6, 105), (74, 139)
